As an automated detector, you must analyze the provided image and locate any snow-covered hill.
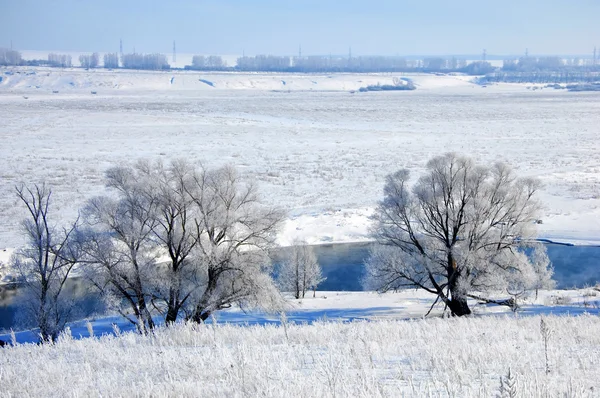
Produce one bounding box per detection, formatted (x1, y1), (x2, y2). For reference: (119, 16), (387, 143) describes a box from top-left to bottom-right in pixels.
(0, 67), (480, 92)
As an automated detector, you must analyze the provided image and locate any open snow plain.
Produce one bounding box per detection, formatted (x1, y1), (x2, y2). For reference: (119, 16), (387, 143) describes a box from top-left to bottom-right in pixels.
(1, 68), (599, 251)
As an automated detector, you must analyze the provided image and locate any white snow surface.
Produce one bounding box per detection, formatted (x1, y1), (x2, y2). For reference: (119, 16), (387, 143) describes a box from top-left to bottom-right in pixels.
(2, 290), (600, 396)
(1, 67), (599, 251)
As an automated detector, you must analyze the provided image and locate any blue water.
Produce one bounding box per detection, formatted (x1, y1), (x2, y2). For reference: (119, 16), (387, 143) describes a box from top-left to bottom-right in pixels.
(308, 242), (600, 291)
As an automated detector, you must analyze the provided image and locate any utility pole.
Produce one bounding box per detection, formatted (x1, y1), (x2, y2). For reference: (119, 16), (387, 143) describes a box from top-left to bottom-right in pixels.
(348, 46), (352, 59)
(120, 39), (123, 55)
(298, 44), (302, 58)
(482, 49), (487, 62)
(173, 40), (176, 63)
(525, 48), (529, 57)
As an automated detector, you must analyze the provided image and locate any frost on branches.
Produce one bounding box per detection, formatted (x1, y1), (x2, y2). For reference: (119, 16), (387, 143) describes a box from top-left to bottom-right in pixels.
(81, 160), (285, 331)
(365, 153), (554, 316)
(277, 241), (326, 299)
(10, 184), (83, 341)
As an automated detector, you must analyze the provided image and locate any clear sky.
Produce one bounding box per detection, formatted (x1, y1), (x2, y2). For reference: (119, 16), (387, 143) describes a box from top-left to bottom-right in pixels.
(1, 0), (598, 56)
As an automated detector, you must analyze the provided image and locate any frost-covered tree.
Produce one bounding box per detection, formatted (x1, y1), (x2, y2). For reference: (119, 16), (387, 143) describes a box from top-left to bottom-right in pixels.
(48, 53), (72, 68)
(126, 160), (200, 324)
(82, 161), (284, 329)
(121, 53), (170, 70)
(103, 52), (119, 69)
(185, 165), (285, 322)
(277, 241), (325, 299)
(79, 53), (99, 68)
(0, 48), (22, 66)
(190, 55), (226, 70)
(11, 184), (83, 341)
(82, 171), (159, 333)
(364, 153), (553, 316)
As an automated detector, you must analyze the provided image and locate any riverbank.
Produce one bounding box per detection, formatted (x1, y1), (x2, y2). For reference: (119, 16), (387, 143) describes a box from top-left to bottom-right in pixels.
(2, 288), (600, 343)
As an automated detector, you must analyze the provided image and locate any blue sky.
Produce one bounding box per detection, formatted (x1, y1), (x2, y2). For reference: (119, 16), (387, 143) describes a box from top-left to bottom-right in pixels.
(1, 0), (598, 56)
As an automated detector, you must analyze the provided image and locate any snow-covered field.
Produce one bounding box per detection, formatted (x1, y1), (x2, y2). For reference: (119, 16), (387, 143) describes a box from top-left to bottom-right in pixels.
(0, 68), (599, 253)
(1, 290), (600, 397)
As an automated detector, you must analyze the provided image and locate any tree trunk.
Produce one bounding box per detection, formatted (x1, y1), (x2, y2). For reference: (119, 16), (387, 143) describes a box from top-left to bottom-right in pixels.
(191, 309), (211, 323)
(165, 306), (178, 325)
(446, 254), (471, 316)
(38, 286), (53, 342)
(447, 295), (471, 316)
(136, 294), (155, 331)
(165, 287), (180, 325)
(190, 273), (217, 323)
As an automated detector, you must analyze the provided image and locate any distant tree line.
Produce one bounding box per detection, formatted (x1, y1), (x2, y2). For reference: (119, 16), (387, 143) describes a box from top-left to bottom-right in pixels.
(0, 48), (22, 66)
(501, 56), (599, 72)
(79, 53), (99, 69)
(2, 47), (599, 82)
(0, 49), (170, 70)
(477, 56), (600, 84)
(103, 53), (119, 69)
(185, 55), (227, 70)
(48, 53), (72, 68)
(479, 71), (600, 84)
(121, 53), (170, 70)
(232, 55), (488, 74)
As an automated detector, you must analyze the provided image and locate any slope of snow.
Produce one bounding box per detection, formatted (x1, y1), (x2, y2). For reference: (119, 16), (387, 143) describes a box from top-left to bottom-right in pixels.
(0, 67), (482, 92)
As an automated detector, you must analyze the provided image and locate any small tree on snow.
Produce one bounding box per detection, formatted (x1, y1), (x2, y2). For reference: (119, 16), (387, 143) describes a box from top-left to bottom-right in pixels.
(11, 184), (83, 341)
(278, 241), (325, 299)
(364, 153), (553, 316)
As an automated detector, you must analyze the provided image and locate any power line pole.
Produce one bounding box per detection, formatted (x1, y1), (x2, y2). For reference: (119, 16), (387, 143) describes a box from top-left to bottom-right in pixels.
(298, 44), (302, 58)
(525, 48), (529, 57)
(482, 49), (487, 62)
(173, 40), (176, 63)
(120, 39), (123, 55)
